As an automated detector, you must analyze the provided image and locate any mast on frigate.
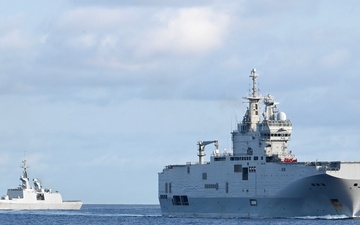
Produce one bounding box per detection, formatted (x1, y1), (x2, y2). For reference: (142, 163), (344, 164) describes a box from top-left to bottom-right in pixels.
(20, 159), (31, 189)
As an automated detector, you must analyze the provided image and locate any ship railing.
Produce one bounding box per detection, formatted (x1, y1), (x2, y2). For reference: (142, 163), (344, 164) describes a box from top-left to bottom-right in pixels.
(164, 162), (202, 170)
(261, 120), (292, 127)
(63, 200), (82, 202)
(164, 161), (211, 169)
(304, 161), (341, 171)
(186, 161), (210, 165)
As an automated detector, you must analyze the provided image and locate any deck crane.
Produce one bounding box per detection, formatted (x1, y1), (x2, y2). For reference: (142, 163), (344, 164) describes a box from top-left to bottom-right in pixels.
(197, 140), (219, 164)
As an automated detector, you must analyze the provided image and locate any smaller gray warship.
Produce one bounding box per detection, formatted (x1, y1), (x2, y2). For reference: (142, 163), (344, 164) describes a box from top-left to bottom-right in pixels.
(0, 159), (82, 210)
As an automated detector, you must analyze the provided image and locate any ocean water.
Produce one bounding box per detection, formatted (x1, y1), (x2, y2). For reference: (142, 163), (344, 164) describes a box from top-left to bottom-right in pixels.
(0, 204), (359, 225)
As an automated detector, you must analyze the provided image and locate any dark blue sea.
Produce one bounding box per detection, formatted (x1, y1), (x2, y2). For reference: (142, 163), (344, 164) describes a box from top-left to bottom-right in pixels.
(0, 204), (359, 225)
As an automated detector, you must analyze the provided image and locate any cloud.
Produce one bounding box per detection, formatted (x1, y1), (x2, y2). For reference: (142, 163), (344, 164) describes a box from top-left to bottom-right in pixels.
(20, 4), (233, 99)
(319, 49), (350, 69)
(137, 7), (230, 56)
(58, 7), (141, 31)
(0, 29), (32, 51)
(0, 14), (35, 55)
(68, 33), (98, 49)
(57, 6), (231, 62)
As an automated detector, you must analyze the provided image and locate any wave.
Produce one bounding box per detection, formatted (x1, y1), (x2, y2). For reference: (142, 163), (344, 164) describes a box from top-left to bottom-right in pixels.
(0, 210), (162, 218)
(293, 214), (351, 220)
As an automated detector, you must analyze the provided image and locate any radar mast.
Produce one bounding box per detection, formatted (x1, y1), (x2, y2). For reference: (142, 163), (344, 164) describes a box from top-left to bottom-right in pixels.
(242, 68), (261, 132)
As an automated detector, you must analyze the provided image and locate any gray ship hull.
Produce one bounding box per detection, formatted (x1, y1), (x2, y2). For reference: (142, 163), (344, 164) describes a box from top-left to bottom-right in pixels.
(160, 174), (360, 218)
(0, 201), (82, 210)
(158, 69), (360, 218)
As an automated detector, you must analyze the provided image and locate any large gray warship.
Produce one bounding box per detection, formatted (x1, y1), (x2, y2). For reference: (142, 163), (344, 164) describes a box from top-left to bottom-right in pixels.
(158, 69), (360, 218)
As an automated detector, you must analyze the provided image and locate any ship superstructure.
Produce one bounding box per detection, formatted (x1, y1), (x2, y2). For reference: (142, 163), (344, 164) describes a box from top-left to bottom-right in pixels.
(158, 69), (360, 218)
(0, 159), (82, 210)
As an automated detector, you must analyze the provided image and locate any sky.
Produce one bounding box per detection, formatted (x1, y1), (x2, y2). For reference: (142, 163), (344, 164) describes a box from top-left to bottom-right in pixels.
(0, 0), (360, 204)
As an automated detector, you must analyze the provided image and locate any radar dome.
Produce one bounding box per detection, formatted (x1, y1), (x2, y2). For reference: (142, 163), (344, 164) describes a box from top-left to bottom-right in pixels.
(277, 112), (287, 121)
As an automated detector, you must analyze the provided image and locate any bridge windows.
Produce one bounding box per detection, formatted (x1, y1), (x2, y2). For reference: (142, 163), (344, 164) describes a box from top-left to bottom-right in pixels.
(230, 156), (251, 161)
(214, 157), (226, 161)
(261, 133), (291, 138)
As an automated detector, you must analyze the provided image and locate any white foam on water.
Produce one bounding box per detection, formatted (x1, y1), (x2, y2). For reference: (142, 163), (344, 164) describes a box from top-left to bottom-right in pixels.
(293, 214), (350, 220)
